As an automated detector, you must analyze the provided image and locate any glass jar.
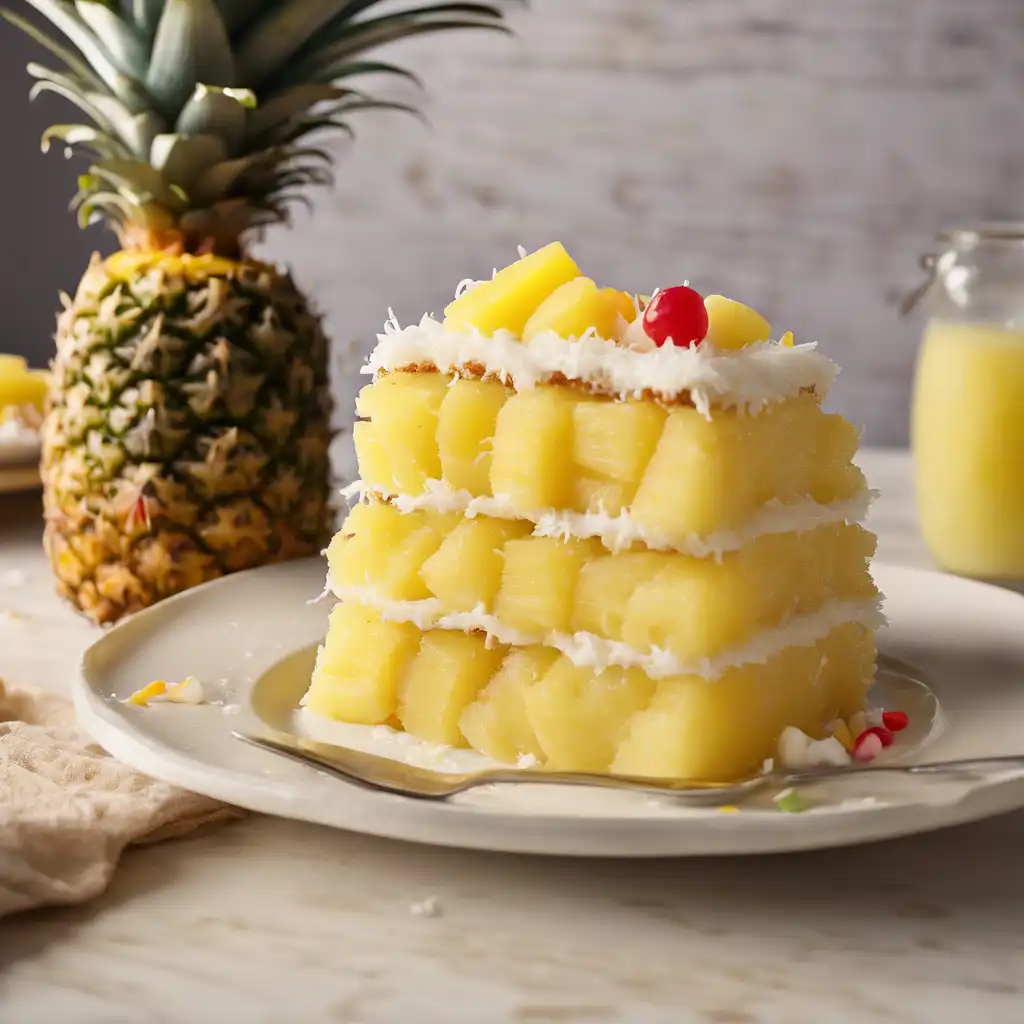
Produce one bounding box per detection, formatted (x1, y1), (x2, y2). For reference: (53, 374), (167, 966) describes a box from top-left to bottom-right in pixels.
(909, 223), (1024, 580)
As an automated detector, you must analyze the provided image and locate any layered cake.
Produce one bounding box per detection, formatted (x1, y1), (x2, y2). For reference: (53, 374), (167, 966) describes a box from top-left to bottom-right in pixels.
(303, 243), (882, 780)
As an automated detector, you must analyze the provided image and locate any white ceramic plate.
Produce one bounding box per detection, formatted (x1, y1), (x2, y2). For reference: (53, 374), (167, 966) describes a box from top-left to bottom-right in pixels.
(73, 560), (1024, 857)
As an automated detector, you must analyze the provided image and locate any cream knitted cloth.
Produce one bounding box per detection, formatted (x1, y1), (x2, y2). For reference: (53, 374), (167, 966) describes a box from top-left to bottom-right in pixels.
(0, 677), (241, 917)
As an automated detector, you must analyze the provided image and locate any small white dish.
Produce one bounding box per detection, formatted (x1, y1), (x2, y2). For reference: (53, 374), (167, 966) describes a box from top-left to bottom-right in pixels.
(73, 560), (1024, 857)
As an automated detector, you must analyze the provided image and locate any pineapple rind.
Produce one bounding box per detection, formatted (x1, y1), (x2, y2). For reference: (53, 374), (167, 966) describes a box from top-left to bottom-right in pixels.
(43, 256), (333, 624)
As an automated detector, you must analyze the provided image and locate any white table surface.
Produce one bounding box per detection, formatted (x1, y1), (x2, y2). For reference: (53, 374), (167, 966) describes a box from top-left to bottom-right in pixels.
(1, 448), (1022, 1024)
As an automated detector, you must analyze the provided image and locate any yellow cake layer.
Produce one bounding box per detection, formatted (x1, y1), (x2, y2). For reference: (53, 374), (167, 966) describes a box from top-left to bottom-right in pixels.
(305, 603), (875, 780)
(352, 372), (865, 537)
(327, 500), (877, 663)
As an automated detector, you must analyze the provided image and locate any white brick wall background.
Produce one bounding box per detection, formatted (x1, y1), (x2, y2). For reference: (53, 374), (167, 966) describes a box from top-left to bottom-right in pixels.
(5, 0), (1024, 454)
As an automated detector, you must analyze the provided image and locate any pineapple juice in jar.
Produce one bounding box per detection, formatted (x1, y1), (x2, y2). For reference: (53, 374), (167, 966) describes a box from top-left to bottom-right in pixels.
(910, 224), (1024, 579)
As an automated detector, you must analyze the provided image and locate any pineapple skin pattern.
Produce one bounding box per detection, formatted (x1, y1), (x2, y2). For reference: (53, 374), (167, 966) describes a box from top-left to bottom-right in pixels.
(4, 1), (512, 623)
(43, 254), (332, 624)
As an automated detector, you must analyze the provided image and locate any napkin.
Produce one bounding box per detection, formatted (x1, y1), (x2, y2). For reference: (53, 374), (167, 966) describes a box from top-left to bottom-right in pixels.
(0, 677), (241, 917)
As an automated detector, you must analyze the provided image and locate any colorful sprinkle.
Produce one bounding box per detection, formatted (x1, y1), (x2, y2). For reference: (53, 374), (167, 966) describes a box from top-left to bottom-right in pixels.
(882, 710), (909, 732)
(852, 730), (884, 763)
(774, 788), (808, 814)
(863, 725), (894, 748)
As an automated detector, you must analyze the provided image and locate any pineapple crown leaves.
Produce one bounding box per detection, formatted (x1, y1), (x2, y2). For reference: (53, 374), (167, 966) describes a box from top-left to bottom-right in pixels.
(3, 0), (517, 251)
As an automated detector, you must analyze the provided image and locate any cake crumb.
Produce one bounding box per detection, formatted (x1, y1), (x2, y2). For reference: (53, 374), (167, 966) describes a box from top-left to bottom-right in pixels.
(409, 896), (441, 918)
(516, 752), (539, 769)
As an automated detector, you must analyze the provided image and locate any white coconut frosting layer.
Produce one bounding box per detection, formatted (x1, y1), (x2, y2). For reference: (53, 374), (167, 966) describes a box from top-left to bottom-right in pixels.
(365, 314), (837, 415)
(326, 585), (885, 682)
(342, 479), (875, 557)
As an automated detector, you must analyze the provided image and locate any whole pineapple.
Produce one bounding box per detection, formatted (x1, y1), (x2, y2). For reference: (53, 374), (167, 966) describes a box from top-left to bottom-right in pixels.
(5, 0), (510, 624)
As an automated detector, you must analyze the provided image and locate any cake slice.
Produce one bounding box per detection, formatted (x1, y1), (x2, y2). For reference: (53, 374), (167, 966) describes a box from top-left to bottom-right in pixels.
(305, 243), (881, 779)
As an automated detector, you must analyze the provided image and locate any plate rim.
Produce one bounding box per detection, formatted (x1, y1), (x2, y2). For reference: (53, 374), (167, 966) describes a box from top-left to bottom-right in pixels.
(73, 559), (1024, 857)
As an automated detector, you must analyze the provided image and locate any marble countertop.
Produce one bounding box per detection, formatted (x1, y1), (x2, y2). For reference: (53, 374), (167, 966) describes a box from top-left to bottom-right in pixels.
(1, 449), (1022, 1024)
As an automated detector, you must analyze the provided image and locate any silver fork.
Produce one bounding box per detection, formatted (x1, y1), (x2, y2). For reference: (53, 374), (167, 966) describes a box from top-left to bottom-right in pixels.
(233, 728), (1024, 805)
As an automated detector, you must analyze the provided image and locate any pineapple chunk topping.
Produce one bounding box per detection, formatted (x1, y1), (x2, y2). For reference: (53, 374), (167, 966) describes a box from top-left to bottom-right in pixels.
(704, 295), (773, 350)
(443, 242), (582, 337)
(523, 278), (633, 342)
(0, 356), (48, 413)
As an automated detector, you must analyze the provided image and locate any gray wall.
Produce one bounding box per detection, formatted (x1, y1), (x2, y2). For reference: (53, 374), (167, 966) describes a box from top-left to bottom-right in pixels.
(4, 0), (1024, 450)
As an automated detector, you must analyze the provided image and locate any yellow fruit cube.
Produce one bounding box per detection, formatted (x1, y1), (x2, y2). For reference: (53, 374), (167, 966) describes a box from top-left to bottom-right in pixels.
(493, 537), (598, 634)
(460, 648), (558, 763)
(443, 242), (582, 338)
(526, 659), (656, 771)
(328, 501), (418, 589)
(611, 624), (875, 780)
(328, 504), (446, 600)
(571, 552), (668, 639)
(704, 294), (772, 350)
(489, 387), (577, 509)
(0, 354), (28, 375)
(354, 373), (450, 493)
(397, 632), (505, 746)
(0, 367), (48, 411)
(572, 398), (667, 484)
(780, 330), (795, 347)
(306, 604), (420, 724)
(630, 405), (755, 537)
(522, 277), (625, 342)
(419, 517), (532, 612)
(437, 379), (510, 495)
(603, 288), (638, 324)
(571, 476), (633, 514)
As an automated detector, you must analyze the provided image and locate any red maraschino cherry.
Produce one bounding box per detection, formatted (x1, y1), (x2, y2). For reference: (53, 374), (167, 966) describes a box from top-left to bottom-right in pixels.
(642, 285), (709, 348)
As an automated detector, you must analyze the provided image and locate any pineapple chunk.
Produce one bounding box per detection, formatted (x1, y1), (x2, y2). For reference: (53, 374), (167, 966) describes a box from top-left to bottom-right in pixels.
(0, 355), (28, 375)
(397, 632), (505, 746)
(0, 366), (47, 411)
(328, 501), (418, 590)
(352, 421), (394, 492)
(612, 624), (875, 780)
(526, 659), (656, 771)
(704, 294), (772, 350)
(354, 373), (450, 493)
(780, 330), (795, 347)
(522, 277), (625, 342)
(306, 604), (420, 724)
(443, 242), (582, 337)
(571, 476), (632, 514)
(489, 387), (577, 509)
(437, 379), (510, 494)
(571, 552), (667, 639)
(420, 517), (532, 612)
(631, 405), (755, 537)
(603, 288), (638, 324)
(493, 537), (599, 634)
(572, 398), (666, 484)
(328, 504), (446, 600)
(621, 558), (754, 661)
(617, 525), (875, 662)
(629, 396), (862, 536)
(460, 648), (559, 763)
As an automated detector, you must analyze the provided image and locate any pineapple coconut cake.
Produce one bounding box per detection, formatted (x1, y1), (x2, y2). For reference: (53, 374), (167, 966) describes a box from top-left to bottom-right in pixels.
(4, 0), (512, 624)
(306, 243), (897, 781)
